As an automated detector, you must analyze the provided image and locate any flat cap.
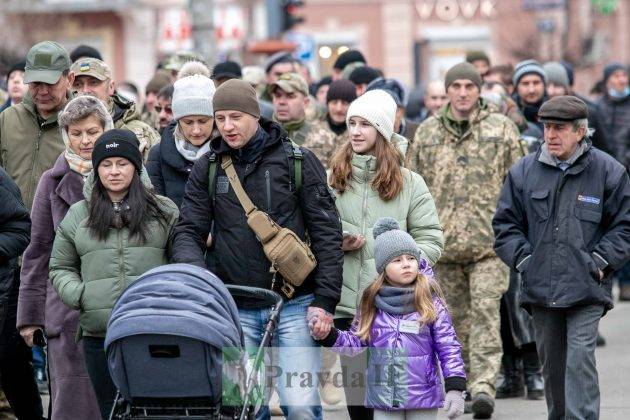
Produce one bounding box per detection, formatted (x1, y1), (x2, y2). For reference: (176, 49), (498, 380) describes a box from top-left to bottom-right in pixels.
(538, 95), (588, 123)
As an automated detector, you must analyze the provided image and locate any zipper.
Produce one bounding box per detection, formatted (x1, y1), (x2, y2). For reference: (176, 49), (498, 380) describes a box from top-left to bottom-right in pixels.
(549, 173), (568, 305)
(28, 127), (43, 208)
(265, 170), (271, 211)
(356, 160), (371, 310)
(118, 229), (125, 292)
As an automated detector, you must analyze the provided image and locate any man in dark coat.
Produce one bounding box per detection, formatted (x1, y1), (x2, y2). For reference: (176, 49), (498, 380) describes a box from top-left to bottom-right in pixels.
(493, 96), (630, 420)
(0, 166), (37, 418)
(172, 79), (343, 419)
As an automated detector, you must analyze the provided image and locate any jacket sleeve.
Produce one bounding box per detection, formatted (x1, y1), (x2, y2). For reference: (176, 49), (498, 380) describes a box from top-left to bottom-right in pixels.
(0, 171), (31, 262)
(17, 175), (54, 329)
(146, 144), (166, 196)
(591, 167), (630, 271)
(49, 209), (83, 310)
(492, 166), (533, 271)
(431, 298), (466, 392)
(299, 149), (343, 314)
(171, 155), (213, 267)
(318, 316), (367, 357)
(503, 118), (526, 175)
(407, 172), (444, 266)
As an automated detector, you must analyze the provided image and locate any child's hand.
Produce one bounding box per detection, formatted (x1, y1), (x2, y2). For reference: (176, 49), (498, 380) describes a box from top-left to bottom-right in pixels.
(443, 390), (465, 419)
(306, 307), (333, 340)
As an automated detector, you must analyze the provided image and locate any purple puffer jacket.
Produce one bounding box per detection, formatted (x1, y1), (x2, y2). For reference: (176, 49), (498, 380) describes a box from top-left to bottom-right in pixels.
(329, 295), (465, 410)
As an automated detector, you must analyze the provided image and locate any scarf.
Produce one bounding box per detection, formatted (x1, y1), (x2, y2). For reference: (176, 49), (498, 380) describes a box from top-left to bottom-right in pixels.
(234, 127), (268, 163)
(326, 114), (347, 135)
(375, 285), (416, 315)
(173, 124), (212, 162)
(61, 127), (93, 177)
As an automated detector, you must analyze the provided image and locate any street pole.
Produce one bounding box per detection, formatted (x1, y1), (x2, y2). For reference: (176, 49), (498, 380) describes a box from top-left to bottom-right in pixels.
(188, 0), (216, 65)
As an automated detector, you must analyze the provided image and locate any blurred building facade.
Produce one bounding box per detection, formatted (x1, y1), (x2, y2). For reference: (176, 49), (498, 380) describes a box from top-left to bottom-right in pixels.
(0, 0), (628, 95)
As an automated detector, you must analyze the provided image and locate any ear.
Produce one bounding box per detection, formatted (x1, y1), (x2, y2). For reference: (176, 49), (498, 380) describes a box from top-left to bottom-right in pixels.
(303, 94), (310, 108)
(66, 72), (75, 88)
(108, 80), (116, 96)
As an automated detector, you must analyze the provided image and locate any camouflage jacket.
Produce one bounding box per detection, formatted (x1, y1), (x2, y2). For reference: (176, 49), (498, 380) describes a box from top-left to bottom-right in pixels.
(410, 101), (524, 263)
(314, 118), (349, 160)
(284, 119), (337, 169)
(109, 94), (161, 162)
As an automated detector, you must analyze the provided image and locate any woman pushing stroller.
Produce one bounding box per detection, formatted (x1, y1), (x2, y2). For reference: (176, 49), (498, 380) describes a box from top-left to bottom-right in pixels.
(49, 129), (179, 419)
(310, 218), (467, 420)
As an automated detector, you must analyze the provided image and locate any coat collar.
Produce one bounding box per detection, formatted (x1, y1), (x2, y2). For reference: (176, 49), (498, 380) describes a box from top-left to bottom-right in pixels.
(537, 138), (593, 174)
(51, 154), (84, 206)
(160, 122), (192, 172)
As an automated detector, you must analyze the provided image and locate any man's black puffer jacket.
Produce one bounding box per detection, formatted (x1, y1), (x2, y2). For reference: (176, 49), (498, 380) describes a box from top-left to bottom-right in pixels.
(172, 119), (343, 313)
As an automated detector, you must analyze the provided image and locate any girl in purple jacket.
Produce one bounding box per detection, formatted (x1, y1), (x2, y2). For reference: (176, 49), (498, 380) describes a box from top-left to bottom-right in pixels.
(310, 217), (466, 420)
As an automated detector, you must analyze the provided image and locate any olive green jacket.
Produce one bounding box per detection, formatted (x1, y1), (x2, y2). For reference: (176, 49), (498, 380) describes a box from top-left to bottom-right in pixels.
(49, 171), (178, 338)
(331, 153), (443, 318)
(0, 92), (70, 210)
(110, 94), (161, 162)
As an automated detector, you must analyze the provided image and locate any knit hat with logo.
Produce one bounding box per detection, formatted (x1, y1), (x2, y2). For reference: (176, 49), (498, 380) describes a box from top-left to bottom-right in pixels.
(373, 217), (422, 274)
(346, 89), (396, 141)
(172, 74), (216, 120)
(92, 129), (143, 173)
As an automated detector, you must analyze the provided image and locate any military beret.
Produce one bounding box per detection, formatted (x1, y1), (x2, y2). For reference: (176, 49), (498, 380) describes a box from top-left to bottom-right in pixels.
(537, 95), (588, 123)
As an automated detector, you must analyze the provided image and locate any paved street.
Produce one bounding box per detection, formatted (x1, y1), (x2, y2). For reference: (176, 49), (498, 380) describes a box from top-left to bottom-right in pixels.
(317, 299), (630, 420)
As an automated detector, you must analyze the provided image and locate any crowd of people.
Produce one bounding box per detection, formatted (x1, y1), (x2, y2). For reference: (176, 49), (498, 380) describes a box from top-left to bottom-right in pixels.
(0, 39), (627, 420)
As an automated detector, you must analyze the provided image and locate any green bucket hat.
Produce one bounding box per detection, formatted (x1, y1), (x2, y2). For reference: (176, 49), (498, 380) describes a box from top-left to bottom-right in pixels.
(24, 41), (71, 84)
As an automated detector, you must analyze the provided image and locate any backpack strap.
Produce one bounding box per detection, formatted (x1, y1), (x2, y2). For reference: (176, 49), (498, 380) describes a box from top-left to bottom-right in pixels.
(291, 142), (303, 194)
(207, 153), (218, 197)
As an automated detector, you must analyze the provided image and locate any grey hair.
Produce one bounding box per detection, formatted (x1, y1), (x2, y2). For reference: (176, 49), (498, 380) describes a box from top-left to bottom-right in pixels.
(58, 95), (113, 131)
(572, 118), (595, 139)
(178, 61), (211, 79)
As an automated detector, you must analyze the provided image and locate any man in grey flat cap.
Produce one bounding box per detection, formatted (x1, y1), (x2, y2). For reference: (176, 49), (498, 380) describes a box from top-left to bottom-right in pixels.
(492, 95), (630, 420)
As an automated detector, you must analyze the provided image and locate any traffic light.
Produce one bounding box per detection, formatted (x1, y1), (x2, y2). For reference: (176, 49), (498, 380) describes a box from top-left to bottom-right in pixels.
(281, 0), (305, 32)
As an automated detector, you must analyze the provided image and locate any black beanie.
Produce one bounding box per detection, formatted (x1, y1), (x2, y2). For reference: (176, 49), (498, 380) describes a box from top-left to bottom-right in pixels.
(349, 66), (380, 85)
(603, 63), (627, 82)
(316, 75), (333, 91)
(326, 79), (357, 103)
(70, 44), (103, 63)
(6, 60), (26, 82)
(333, 50), (366, 71)
(92, 129), (143, 173)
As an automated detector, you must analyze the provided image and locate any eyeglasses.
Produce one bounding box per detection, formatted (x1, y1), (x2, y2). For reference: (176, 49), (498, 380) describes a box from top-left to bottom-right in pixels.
(155, 105), (172, 114)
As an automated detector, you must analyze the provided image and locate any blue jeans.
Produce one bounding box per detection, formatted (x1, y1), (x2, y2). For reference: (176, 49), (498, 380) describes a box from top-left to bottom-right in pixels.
(238, 293), (322, 420)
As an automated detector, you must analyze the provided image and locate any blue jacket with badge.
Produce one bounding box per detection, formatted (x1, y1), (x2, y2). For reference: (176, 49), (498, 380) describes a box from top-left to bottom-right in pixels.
(492, 139), (630, 312)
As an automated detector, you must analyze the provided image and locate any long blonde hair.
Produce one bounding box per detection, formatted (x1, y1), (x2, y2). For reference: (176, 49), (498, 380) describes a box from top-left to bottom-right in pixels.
(355, 271), (446, 342)
(328, 134), (404, 201)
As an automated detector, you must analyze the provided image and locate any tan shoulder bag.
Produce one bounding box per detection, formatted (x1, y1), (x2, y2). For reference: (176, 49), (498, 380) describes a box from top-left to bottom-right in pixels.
(221, 155), (317, 298)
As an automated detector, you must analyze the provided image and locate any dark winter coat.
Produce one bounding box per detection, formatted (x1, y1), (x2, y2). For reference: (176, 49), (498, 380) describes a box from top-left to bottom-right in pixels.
(16, 154), (101, 420)
(597, 94), (630, 161)
(0, 166), (30, 306)
(576, 94), (613, 156)
(172, 119), (343, 314)
(493, 140), (630, 312)
(146, 122), (194, 208)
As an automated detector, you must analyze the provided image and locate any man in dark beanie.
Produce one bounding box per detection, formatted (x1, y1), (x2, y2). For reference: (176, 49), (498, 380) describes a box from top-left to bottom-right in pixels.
(348, 65), (380, 96)
(211, 60), (242, 88)
(493, 95), (630, 420)
(314, 75), (332, 105)
(173, 79), (343, 420)
(411, 61), (523, 419)
(69, 44), (103, 62)
(597, 63), (630, 164)
(512, 59), (548, 129)
(466, 50), (491, 78)
(316, 79), (356, 153)
(332, 49), (366, 81)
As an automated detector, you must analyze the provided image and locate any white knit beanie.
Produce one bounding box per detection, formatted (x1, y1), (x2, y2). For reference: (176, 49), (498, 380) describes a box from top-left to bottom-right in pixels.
(346, 89), (397, 141)
(172, 74), (216, 120)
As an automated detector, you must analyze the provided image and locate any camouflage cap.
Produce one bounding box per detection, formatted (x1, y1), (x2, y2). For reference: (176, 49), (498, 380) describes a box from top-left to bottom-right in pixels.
(24, 41), (71, 84)
(164, 51), (205, 72)
(70, 57), (112, 81)
(538, 95), (588, 123)
(268, 72), (309, 96)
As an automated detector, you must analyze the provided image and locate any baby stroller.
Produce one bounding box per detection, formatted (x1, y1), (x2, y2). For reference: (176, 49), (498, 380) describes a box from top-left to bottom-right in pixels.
(105, 264), (283, 420)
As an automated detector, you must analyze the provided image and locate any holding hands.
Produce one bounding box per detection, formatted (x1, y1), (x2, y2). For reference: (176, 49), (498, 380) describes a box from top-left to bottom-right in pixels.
(307, 306), (333, 340)
(443, 390), (465, 419)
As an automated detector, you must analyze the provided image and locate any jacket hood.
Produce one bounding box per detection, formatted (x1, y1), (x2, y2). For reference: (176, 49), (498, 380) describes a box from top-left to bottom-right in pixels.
(210, 118), (285, 155)
(537, 138), (593, 172)
(391, 133), (408, 157)
(83, 165), (153, 200)
(111, 93), (141, 124)
(22, 91), (74, 125)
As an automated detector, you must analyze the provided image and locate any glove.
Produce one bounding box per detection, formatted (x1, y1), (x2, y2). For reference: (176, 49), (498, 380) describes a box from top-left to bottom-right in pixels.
(443, 390), (465, 419)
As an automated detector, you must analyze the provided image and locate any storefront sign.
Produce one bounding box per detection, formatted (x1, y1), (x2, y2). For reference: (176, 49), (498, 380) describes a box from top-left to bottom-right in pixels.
(415, 0), (498, 21)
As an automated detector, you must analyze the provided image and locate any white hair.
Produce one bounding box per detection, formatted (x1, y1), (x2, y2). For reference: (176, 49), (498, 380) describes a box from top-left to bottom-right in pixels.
(573, 118), (595, 139)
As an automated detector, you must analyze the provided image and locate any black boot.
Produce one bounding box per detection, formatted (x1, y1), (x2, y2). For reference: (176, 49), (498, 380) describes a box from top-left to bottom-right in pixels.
(522, 350), (544, 400)
(496, 354), (525, 399)
(472, 392), (494, 419)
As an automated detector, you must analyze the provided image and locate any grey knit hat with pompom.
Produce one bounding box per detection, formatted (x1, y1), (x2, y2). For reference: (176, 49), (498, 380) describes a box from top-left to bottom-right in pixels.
(373, 217), (422, 274)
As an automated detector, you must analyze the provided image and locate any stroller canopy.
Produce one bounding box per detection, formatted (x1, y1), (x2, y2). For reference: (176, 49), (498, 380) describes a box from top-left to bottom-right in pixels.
(105, 263), (243, 352)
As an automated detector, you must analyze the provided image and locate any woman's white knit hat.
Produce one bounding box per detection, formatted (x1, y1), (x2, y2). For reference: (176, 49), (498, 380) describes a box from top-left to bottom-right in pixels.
(346, 89), (397, 141)
(172, 74), (216, 120)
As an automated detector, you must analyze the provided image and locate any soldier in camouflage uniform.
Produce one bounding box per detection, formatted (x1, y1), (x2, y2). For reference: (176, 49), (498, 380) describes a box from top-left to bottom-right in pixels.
(70, 57), (160, 161)
(410, 62), (524, 419)
(315, 79), (357, 159)
(269, 72), (336, 168)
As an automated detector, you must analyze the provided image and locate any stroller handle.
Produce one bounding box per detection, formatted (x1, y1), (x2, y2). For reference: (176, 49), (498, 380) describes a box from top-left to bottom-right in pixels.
(226, 285), (283, 308)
